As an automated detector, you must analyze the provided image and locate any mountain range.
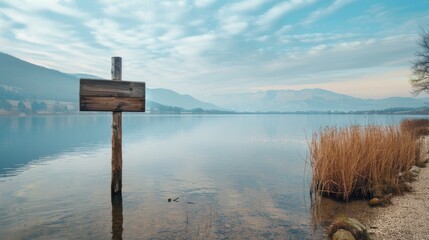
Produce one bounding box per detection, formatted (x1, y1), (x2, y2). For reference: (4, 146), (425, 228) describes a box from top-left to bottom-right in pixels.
(208, 89), (429, 112)
(1, 52), (428, 113)
(0, 52), (220, 112)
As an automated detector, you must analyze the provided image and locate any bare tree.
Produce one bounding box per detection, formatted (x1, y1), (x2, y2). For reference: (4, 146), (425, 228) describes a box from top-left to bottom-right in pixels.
(411, 28), (429, 95)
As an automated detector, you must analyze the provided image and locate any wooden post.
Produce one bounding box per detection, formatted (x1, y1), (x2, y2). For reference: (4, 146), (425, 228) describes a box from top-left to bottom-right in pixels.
(111, 57), (122, 195)
(79, 57), (145, 195)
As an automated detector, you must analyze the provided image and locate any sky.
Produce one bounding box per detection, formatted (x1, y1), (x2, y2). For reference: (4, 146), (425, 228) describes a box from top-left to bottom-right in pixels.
(1, 0), (429, 100)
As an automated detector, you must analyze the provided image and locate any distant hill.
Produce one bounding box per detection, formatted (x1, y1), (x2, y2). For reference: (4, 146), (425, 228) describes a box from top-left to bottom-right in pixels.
(70, 73), (101, 79)
(0, 52), (77, 101)
(351, 107), (429, 115)
(0, 52), (222, 111)
(209, 89), (429, 112)
(147, 88), (221, 111)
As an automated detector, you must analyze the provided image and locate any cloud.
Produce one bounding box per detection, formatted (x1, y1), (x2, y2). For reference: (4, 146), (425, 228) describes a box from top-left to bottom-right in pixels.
(0, 4), (110, 75)
(216, 1), (269, 37)
(85, 18), (153, 49)
(357, 3), (388, 20)
(158, 28), (185, 42)
(194, 0), (215, 8)
(277, 24), (293, 34)
(0, 0), (85, 18)
(279, 32), (355, 43)
(255, 0), (316, 27)
(181, 33), (418, 97)
(302, 0), (354, 24)
(272, 34), (416, 76)
(227, 0), (267, 13)
(99, 0), (190, 24)
(222, 21), (249, 35)
(0, 0), (427, 100)
(217, 15), (250, 36)
(0, 12), (12, 31)
(255, 35), (269, 42)
(0, 7), (79, 46)
(308, 44), (328, 54)
(174, 33), (217, 56)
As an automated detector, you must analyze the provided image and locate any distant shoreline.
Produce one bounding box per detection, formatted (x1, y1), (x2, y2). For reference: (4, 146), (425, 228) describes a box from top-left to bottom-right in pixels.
(1, 109), (429, 117)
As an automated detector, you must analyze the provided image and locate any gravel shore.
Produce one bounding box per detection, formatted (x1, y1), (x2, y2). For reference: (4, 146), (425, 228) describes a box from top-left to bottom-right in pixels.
(314, 137), (429, 240)
(368, 139), (429, 240)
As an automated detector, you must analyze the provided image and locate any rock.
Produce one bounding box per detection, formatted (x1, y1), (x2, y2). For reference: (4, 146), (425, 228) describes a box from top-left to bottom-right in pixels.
(416, 158), (428, 167)
(369, 198), (381, 207)
(332, 229), (356, 240)
(327, 216), (369, 240)
(416, 161), (426, 168)
(410, 165), (421, 174)
(409, 170), (419, 179)
(409, 166), (420, 181)
(404, 182), (412, 191)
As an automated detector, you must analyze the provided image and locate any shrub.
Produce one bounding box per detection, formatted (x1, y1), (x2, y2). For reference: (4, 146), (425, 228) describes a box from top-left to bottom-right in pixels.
(310, 124), (421, 201)
(400, 119), (429, 138)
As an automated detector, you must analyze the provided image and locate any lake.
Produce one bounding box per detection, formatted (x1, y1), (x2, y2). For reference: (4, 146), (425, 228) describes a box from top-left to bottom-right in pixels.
(0, 114), (421, 239)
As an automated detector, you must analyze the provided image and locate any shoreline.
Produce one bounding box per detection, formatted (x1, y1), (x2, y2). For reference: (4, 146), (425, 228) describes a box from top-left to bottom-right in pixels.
(312, 137), (429, 239)
(367, 137), (429, 239)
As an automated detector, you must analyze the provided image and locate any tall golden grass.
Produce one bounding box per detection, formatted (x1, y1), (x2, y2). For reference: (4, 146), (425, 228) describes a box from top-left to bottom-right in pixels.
(400, 119), (429, 138)
(310, 122), (423, 201)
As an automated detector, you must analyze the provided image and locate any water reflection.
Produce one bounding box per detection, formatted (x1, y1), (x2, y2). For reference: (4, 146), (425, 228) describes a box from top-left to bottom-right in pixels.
(0, 114), (422, 239)
(0, 114), (204, 177)
(0, 115), (111, 176)
(111, 194), (123, 240)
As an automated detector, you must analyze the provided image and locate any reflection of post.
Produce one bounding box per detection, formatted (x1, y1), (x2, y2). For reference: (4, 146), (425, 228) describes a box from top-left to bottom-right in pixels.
(111, 194), (123, 240)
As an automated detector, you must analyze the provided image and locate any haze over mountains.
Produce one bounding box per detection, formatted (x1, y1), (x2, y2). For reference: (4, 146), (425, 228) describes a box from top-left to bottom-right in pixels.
(0, 52), (428, 113)
(208, 89), (429, 112)
(0, 52), (220, 112)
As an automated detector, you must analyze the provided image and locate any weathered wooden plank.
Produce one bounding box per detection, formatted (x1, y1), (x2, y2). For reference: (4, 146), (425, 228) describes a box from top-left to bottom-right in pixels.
(80, 79), (145, 98)
(80, 96), (145, 112)
(79, 79), (145, 112)
(111, 57), (122, 196)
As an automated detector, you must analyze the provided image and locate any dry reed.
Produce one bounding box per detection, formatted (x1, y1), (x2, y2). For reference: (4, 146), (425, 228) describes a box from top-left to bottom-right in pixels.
(400, 119), (429, 138)
(310, 123), (422, 201)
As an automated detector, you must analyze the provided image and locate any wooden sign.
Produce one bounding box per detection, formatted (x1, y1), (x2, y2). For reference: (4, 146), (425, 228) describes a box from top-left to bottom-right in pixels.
(80, 79), (145, 112)
(79, 57), (146, 196)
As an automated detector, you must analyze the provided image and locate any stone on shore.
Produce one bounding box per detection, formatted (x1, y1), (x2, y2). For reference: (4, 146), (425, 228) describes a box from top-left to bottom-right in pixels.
(400, 181), (413, 192)
(410, 166), (421, 174)
(409, 170), (419, 179)
(416, 158), (428, 168)
(369, 198), (381, 207)
(327, 216), (368, 240)
(332, 229), (356, 240)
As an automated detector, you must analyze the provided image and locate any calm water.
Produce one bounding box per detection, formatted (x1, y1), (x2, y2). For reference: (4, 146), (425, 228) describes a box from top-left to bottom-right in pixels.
(0, 114), (421, 239)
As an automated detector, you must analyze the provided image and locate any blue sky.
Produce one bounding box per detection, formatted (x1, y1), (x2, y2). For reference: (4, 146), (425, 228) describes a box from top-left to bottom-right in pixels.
(1, 0), (429, 100)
